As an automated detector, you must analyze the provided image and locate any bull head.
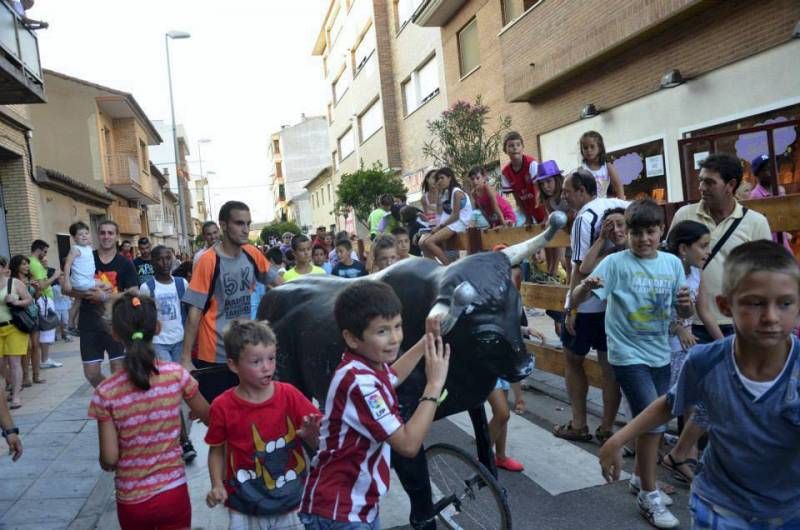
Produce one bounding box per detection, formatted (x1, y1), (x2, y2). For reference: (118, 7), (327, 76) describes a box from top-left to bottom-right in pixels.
(426, 281), (478, 335)
(501, 211), (568, 266)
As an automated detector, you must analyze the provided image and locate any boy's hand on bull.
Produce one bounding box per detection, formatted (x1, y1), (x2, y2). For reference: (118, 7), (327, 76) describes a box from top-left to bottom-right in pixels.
(424, 314), (442, 338)
(423, 332), (450, 391)
(298, 413), (322, 444)
(582, 276), (603, 290)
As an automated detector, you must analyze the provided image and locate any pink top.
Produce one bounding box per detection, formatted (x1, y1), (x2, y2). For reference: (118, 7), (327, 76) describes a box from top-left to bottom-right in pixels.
(748, 184), (793, 252)
(88, 361), (199, 504)
(474, 185), (516, 227)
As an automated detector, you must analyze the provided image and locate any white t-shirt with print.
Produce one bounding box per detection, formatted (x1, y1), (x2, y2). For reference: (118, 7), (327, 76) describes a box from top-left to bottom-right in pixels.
(139, 278), (187, 345)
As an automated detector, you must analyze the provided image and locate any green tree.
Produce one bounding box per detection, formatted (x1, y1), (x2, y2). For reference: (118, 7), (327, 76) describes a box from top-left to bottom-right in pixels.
(260, 220), (302, 245)
(422, 96), (511, 183)
(335, 162), (407, 229)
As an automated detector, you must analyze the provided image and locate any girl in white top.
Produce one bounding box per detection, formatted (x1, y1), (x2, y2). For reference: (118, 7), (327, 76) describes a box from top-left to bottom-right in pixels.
(420, 168), (441, 225)
(420, 167), (473, 265)
(661, 220), (723, 483)
(579, 131), (625, 199)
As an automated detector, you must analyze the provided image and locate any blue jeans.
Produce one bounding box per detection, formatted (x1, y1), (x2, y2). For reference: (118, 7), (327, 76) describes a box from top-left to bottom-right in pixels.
(612, 363), (671, 433)
(689, 492), (800, 529)
(153, 341), (183, 363)
(299, 513), (380, 530)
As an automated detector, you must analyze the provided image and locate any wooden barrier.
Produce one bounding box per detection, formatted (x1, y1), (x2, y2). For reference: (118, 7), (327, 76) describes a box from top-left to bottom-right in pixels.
(526, 340), (605, 388)
(520, 283), (568, 312)
(453, 224), (571, 252)
(741, 193), (800, 233)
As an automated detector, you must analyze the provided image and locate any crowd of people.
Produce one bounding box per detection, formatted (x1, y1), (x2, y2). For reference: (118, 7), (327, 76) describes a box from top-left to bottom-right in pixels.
(0, 128), (798, 530)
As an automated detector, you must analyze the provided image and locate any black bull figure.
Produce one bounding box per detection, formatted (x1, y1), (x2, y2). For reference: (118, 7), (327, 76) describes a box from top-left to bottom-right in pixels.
(257, 212), (568, 528)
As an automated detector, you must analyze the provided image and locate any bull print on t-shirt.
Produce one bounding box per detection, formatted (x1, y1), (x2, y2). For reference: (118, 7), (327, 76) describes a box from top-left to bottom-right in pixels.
(226, 417), (307, 515)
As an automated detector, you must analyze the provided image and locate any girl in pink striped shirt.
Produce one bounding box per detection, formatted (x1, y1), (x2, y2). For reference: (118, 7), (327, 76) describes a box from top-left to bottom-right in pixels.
(89, 294), (210, 530)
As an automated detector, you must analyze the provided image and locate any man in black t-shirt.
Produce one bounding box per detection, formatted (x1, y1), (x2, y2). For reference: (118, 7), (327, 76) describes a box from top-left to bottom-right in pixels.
(70, 220), (138, 386)
(133, 236), (155, 285)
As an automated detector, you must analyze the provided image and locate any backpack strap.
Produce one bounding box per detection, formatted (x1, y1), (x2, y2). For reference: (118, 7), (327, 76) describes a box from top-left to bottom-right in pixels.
(201, 247), (260, 315)
(145, 277), (156, 296)
(703, 207), (748, 271)
(175, 277), (188, 325)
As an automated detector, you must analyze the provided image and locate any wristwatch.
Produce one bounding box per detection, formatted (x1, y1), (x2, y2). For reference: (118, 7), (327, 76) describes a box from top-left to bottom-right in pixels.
(2, 427), (19, 438)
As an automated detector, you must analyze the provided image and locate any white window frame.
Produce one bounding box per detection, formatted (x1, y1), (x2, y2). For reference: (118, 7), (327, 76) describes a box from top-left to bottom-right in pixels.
(359, 99), (383, 143)
(332, 67), (350, 105)
(338, 128), (355, 160)
(457, 17), (480, 77)
(353, 23), (375, 75)
(402, 54), (439, 115)
(396, 0), (423, 32)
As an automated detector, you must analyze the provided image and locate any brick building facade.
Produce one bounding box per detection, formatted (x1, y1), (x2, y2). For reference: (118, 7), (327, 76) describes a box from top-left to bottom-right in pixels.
(416, 0), (800, 202)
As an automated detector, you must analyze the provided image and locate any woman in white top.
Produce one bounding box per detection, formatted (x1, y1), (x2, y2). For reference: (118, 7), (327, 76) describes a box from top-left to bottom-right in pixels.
(579, 131), (625, 199)
(1, 256), (34, 408)
(420, 167), (473, 265)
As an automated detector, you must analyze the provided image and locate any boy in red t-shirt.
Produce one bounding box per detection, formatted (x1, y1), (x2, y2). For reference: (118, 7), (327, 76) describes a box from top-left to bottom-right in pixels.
(500, 131), (547, 226)
(300, 281), (450, 528)
(206, 320), (322, 529)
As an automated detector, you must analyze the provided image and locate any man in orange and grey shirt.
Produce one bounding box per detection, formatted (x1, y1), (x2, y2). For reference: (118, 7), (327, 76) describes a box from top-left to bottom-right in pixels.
(181, 201), (282, 397)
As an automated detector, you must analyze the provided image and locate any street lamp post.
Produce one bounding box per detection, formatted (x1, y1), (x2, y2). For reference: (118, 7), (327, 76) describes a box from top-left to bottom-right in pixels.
(197, 138), (211, 221)
(205, 171), (216, 222)
(165, 30), (191, 250)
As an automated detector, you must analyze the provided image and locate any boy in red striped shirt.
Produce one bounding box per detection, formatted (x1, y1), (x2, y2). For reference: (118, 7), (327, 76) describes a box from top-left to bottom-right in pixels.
(300, 281), (450, 529)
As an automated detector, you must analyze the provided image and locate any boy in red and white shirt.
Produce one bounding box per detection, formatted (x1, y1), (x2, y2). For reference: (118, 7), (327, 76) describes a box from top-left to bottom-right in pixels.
(300, 281), (450, 529)
(500, 131), (547, 226)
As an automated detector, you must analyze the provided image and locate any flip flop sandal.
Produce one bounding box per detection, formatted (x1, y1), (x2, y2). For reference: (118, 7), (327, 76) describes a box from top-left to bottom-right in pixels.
(33, 379), (46, 384)
(552, 422), (592, 442)
(513, 400), (526, 415)
(659, 453), (695, 483)
(9, 401), (21, 409)
(594, 427), (614, 445)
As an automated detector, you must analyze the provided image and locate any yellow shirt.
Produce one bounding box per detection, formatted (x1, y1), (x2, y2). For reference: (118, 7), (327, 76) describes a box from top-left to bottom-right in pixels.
(669, 200), (771, 325)
(283, 266), (326, 282)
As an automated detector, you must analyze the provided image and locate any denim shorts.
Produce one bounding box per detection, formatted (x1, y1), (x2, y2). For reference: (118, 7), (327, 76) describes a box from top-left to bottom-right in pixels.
(612, 363), (671, 433)
(495, 378), (510, 391)
(299, 513), (380, 530)
(689, 492), (800, 529)
(153, 341), (183, 363)
(560, 312), (607, 356)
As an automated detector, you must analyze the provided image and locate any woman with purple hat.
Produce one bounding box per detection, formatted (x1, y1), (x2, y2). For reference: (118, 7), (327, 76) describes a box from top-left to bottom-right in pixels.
(535, 160), (573, 280)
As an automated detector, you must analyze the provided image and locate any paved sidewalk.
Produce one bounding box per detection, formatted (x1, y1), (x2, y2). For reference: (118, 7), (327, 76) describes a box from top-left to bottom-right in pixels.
(0, 339), (115, 530)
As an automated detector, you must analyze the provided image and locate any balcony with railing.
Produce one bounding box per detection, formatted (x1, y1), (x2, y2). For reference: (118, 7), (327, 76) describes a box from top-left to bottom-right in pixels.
(105, 152), (159, 204)
(0, 1), (44, 104)
(108, 204), (142, 235)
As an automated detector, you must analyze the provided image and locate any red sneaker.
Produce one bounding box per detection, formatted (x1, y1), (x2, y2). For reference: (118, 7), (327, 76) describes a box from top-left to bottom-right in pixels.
(495, 456), (524, 472)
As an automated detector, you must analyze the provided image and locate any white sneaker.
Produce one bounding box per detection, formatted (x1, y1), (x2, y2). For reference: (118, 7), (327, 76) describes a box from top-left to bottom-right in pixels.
(40, 359), (63, 369)
(629, 477), (673, 506)
(637, 490), (680, 529)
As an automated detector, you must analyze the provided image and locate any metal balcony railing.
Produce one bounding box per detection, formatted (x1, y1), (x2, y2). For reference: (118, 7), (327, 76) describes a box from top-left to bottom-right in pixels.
(0, 1), (43, 82)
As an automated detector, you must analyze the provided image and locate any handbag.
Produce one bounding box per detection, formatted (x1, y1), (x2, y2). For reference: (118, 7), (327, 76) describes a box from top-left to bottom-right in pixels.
(7, 279), (37, 333)
(37, 296), (60, 331)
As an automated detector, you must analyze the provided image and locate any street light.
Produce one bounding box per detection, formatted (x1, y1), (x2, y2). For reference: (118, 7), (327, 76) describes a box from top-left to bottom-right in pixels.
(206, 171), (216, 221)
(165, 29), (191, 250)
(197, 138), (212, 221)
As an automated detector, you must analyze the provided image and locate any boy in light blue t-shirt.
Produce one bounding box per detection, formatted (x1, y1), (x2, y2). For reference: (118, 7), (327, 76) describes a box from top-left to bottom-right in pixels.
(599, 240), (800, 529)
(572, 199), (693, 529)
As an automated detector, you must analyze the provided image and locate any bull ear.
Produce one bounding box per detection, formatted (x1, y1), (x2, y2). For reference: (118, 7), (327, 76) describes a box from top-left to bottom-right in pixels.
(427, 281), (478, 335)
(502, 211), (567, 266)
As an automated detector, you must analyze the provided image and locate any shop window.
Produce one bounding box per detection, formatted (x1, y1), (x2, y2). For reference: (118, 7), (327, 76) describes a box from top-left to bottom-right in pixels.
(457, 18), (479, 77)
(607, 138), (668, 204)
(678, 104), (800, 202)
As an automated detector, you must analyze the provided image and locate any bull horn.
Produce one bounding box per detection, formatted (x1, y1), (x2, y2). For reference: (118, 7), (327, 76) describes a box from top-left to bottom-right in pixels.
(502, 211), (568, 266)
(427, 281), (478, 335)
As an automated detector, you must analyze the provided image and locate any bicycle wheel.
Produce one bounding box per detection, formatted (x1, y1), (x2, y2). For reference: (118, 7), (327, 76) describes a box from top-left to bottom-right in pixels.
(425, 443), (511, 530)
